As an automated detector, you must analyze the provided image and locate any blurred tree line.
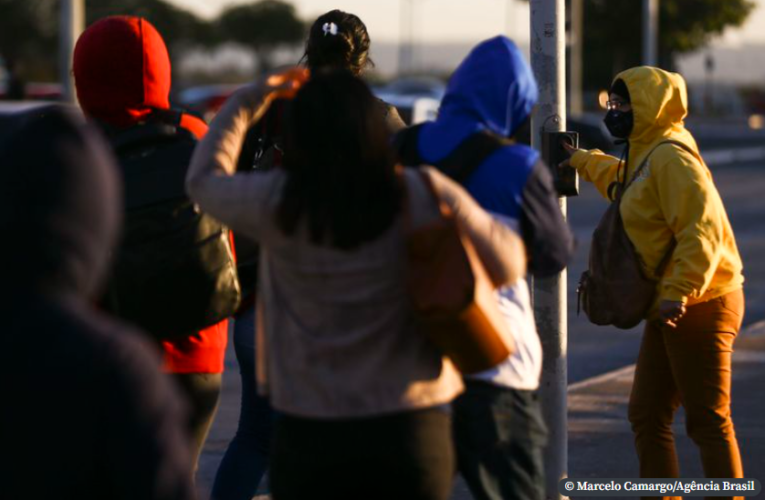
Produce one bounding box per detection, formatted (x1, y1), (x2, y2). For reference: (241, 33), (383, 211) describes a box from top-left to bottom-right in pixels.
(0, 0), (304, 81)
(581, 0), (755, 91)
(0, 0), (757, 86)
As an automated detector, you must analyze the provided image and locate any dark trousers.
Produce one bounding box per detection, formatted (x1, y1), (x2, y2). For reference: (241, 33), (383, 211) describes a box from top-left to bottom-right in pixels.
(453, 380), (547, 500)
(270, 408), (455, 500)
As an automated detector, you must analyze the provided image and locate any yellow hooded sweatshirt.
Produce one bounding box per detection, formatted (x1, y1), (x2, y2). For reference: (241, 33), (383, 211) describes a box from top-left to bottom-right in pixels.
(571, 66), (743, 309)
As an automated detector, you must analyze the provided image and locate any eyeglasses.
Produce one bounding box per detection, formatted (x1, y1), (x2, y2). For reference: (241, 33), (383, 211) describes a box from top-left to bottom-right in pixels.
(606, 100), (630, 111)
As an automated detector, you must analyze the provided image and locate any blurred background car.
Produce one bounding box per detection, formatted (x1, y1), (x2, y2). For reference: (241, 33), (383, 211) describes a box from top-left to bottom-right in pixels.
(174, 84), (241, 122)
(376, 76), (446, 101)
(0, 102), (70, 144)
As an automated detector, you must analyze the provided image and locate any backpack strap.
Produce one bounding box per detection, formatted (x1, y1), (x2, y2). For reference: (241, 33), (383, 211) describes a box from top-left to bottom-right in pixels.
(623, 139), (697, 278)
(394, 125), (512, 185)
(654, 239), (676, 279)
(110, 109), (195, 154)
(624, 139), (696, 191)
(263, 98), (286, 164)
(111, 123), (178, 153)
(437, 130), (513, 184)
(109, 110), (198, 209)
(239, 98), (287, 171)
(393, 124), (426, 167)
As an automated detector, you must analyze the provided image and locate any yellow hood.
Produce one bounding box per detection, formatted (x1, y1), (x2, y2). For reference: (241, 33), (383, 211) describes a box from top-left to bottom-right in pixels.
(615, 66), (702, 166)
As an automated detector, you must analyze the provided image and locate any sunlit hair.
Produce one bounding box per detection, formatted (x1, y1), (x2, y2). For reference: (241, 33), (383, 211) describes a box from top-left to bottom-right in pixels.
(301, 10), (374, 76)
(277, 70), (401, 250)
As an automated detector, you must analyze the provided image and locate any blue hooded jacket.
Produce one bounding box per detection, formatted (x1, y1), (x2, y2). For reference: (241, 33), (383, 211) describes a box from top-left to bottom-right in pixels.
(396, 36), (573, 276)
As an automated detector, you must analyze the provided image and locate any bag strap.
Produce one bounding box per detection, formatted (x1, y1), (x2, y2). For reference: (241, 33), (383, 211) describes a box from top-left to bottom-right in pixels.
(394, 126), (512, 186)
(110, 109), (195, 154)
(401, 168), (450, 235)
(110, 110), (199, 209)
(417, 169), (443, 211)
(623, 139), (696, 277)
(393, 124), (425, 167)
(437, 130), (513, 184)
(111, 123), (178, 153)
(654, 240), (676, 278)
(607, 144), (631, 202)
(624, 139), (695, 192)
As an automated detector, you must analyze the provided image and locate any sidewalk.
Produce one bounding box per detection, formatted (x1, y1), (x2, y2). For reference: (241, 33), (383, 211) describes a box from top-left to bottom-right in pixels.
(196, 320), (765, 499)
(568, 320), (765, 484)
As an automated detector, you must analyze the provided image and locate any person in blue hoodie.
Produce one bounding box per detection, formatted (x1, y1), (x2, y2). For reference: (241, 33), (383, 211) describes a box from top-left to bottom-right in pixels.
(395, 36), (574, 500)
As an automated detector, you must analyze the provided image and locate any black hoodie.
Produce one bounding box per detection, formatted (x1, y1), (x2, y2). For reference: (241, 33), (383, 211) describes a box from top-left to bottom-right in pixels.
(0, 108), (195, 500)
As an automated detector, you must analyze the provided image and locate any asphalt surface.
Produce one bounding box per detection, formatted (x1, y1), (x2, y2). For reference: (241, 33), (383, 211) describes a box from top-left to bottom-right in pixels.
(568, 321), (765, 498)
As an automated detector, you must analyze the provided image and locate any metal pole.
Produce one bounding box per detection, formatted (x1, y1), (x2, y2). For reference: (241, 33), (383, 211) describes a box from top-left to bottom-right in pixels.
(569, 0), (583, 116)
(398, 0), (418, 74)
(409, 0), (416, 71)
(398, 0), (409, 75)
(704, 52), (714, 115)
(59, 0), (85, 104)
(412, 0), (421, 71)
(530, 0), (567, 499)
(642, 0), (658, 66)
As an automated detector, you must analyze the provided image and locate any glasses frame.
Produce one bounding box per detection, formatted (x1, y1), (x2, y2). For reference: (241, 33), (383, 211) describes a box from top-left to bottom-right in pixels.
(606, 100), (631, 111)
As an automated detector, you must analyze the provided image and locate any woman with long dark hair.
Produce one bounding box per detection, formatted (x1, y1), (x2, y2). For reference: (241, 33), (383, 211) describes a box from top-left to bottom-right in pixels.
(213, 11), (403, 500)
(188, 68), (526, 500)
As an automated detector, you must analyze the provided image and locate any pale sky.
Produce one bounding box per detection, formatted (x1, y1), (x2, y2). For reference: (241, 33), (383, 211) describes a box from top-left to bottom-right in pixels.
(169, 0), (531, 44)
(168, 0), (765, 46)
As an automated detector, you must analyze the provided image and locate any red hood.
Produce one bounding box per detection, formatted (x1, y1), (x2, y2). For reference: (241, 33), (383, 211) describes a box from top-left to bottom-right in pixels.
(74, 16), (171, 127)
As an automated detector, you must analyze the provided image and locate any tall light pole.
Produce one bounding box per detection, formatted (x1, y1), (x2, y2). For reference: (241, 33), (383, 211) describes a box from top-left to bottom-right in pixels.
(704, 52), (715, 115)
(399, 0), (426, 75)
(530, 0), (568, 498)
(642, 0), (659, 66)
(398, 0), (411, 75)
(569, 0), (583, 116)
(59, 0), (85, 104)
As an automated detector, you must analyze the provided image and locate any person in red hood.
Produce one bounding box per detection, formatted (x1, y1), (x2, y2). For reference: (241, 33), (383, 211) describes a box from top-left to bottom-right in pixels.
(73, 16), (228, 473)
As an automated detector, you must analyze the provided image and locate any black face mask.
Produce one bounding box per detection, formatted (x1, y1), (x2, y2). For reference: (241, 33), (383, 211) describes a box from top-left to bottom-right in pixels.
(604, 110), (634, 139)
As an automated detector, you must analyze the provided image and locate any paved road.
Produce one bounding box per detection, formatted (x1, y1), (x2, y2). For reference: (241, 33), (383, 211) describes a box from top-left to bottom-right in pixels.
(567, 322), (765, 498)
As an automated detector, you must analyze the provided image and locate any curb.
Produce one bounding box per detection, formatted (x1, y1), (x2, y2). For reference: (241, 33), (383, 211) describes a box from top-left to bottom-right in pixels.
(567, 319), (765, 393)
(703, 147), (765, 167)
(568, 364), (635, 393)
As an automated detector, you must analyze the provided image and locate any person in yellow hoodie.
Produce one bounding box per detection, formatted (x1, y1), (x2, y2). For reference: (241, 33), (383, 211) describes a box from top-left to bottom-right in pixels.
(562, 67), (745, 495)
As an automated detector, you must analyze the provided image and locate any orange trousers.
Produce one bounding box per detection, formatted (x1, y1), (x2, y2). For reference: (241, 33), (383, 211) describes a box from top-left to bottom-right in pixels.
(628, 289), (745, 500)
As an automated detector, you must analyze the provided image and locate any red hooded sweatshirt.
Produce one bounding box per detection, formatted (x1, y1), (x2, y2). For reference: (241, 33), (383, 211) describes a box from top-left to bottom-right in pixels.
(73, 16), (227, 374)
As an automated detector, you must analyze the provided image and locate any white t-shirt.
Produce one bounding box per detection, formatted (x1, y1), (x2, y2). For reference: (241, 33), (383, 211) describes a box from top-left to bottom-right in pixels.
(468, 215), (543, 391)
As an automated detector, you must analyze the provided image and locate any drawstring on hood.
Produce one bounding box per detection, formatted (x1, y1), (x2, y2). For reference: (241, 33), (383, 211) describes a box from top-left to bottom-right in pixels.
(0, 107), (122, 300)
(74, 16), (172, 128)
(420, 36), (538, 161)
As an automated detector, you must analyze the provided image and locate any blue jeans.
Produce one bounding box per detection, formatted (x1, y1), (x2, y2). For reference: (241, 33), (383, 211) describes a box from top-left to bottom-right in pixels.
(453, 380), (548, 500)
(211, 307), (275, 499)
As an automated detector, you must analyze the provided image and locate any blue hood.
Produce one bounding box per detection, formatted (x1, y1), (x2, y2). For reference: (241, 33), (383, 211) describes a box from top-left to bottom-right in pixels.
(419, 36), (538, 162)
(440, 36), (537, 136)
